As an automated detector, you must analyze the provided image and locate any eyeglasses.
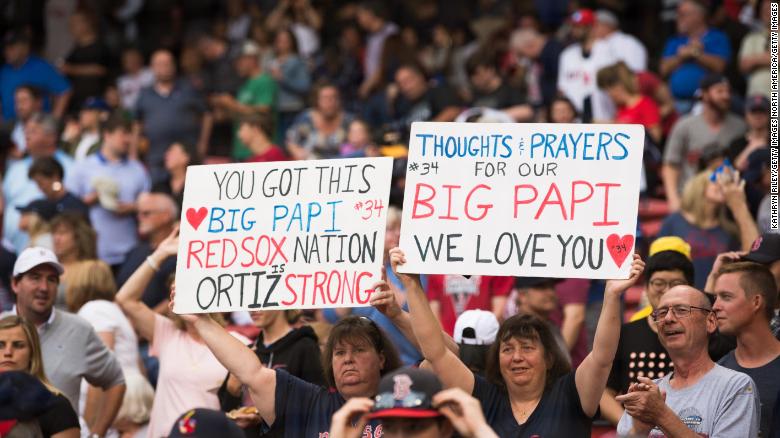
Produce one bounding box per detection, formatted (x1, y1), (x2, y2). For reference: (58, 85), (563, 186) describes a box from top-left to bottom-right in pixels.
(649, 279), (688, 291)
(137, 209), (162, 218)
(374, 391), (431, 411)
(651, 304), (711, 322)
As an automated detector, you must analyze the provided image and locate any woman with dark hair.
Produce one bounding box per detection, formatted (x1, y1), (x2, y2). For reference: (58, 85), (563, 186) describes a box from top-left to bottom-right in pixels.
(170, 289), (403, 437)
(0, 315), (80, 437)
(391, 247), (644, 436)
(286, 83), (353, 160)
(548, 96), (579, 123)
(269, 28), (312, 139)
(49, 212), (97, 310)
(151, 142), (198, 211)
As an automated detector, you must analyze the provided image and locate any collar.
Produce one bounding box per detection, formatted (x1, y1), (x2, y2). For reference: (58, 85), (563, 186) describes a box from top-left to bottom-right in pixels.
(96, 150), (127, 164)
(12, 305), (56, 333)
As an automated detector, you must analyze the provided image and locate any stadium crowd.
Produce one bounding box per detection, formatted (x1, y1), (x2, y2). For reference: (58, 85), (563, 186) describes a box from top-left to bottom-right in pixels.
(0, 0), (778, 436)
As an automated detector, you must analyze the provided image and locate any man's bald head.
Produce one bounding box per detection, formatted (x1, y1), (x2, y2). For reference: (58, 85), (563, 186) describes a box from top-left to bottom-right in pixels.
(137, 192), (178, 238)
(659, 285), (712, 310)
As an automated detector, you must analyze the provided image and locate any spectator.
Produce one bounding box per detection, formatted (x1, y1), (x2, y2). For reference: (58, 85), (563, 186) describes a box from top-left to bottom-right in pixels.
(597, 62), (662, 144)
(394, 248), (644, 436)
(660, 170), (759, 288)
(0, 316), (80, 437)
(662, 75), (747, 211)
(465, 53), (534, 122)
(311, 24), (364, 113)
(340, 119), (380, 158)
(224, 0), (251, 46)
(116, 192), (178, 311)
(196, 35), (242, 97)
(329, 368), (500, 438)
(1, 32), (71, 120)
(728, 95), (769, 171)
(713, 262), (780, 437)
(452, 310), (499, 375)
(111, 371), (154, 438)
(593, 9), (648, 72)
(549, 279), (590, 368)
(49, 212), (97, 310)
(265, 0), (322, 59)
(28, 157), (90, 219)
(168, 408), (245, 438)
(61, 97), (111, 161)
(4, 247), (126, 435)
(268, 29), (311, 138)
(211, 41), (278, 162)
(65, 260), (142, 437)
(287, 84), (353, 160)
(219, 309), (325, 437)
(557, 9), (616, 122)
(616, 285), (760, 436)
(660, 0), (731, 113)
(738, 234), (780, 339)
(6, 84), (43, 159)
(509, 277), (572, 366)
(151, 142), (196, 211)
(240, 113), (288, 163)
(16, 198), (56, 249)
(115, 230), (247, 438)
(133, 49), (212, 184)
(175, 294), (404, 436)
(66, 115), (150, 269)
(601, 243), (693, 425)
(3, 113), (74, 253)
(426, 274), (512, 337)
(117, 47), (154, 113)
(356, 1), (399, 99)
(60, 10), (110, 115)
(548, 96), (579, 123)
(389, 63), (461, 139)
(508, 28), (564, 109)
(739, 0), (772, 99)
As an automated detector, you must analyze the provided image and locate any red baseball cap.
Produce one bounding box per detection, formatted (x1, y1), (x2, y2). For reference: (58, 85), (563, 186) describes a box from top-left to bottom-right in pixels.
(570, 9), (595, 26)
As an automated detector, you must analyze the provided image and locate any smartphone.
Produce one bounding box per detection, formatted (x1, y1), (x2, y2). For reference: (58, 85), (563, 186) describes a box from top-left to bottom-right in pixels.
(709, 158), (734, 182)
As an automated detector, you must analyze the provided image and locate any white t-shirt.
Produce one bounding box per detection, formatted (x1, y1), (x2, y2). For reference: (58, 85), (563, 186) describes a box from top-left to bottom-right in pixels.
(557, 40), (616, 121)
(118, 68), (155, 111)
(601, 31), (648, 72)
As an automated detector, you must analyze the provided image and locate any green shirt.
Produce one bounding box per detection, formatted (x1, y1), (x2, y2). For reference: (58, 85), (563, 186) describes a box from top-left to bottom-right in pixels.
(232, 72), (277, 160)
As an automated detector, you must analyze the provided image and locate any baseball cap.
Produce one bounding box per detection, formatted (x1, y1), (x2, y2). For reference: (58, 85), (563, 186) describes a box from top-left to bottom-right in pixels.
(743, 234), (780, 264)
(649, 236), (692, 259)
(453, 309), (499, 345)
(595, 9), (619, 27)
(12, 247), (64, 277)
(743, 148), (769, 183)
(0, 371), (56, 421)
(168, 409), (245, 438)
(569, 9), (595, 26)
(745, 95), (769, 113)
(17, 199), (58, 221)
(81, 97), (111, 112)
(514, 277), (561, 289)
(239, 40), (261, 57)
(369, 368), (442, 419)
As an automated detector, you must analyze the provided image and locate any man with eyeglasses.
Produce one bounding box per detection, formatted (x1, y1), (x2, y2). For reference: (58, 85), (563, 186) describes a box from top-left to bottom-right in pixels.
(600, 242), (694, 426)
(615, 285), (759, 437)
(713, 262), (780, 438)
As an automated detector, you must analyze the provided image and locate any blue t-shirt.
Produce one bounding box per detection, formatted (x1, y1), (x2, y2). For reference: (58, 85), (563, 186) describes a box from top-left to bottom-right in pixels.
(662, 30), (731, 100)
(269, 369), (383, 437)
(658, 212), (739, 289)
(1, 56), (71, 119)
(474, 371), (592, 437)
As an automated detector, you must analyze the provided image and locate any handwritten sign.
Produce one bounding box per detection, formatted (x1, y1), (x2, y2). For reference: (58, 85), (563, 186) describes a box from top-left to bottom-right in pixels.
(174, 158), (394, 313)
(398, 122), (644, 279)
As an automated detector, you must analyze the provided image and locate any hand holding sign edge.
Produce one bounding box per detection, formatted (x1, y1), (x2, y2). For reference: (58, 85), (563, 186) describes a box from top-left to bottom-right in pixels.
(604, 254), (644, 298)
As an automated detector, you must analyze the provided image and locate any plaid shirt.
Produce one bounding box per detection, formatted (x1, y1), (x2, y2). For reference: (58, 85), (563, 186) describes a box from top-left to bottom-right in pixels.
(771, 310), (780, 340)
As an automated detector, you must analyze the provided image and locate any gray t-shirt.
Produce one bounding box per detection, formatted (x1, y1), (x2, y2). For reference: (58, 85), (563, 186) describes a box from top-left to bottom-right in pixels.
(663, 112), (747, 191)
(617, 364), (759, 437)
(719, 351), (780, 438)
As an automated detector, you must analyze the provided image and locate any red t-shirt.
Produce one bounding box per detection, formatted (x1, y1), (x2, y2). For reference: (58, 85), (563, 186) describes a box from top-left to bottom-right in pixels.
(615, 96), (660, 130)
(426, 275), (513, 335)
(548, 278), (589, 368)
(246, 146), (289, 163)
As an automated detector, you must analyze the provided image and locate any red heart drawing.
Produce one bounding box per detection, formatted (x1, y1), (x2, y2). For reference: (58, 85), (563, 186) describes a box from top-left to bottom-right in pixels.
(606, 234), (634, 268)
(186, 207), (208, 230)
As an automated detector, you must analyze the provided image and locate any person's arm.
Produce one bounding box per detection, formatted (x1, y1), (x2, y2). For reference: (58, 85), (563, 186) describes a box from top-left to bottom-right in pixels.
(660, 53), (687, 78)
(432, 106), (461, 122)
(81, 325), (125, 437)
(130, 120), (143, 160)
(433, 388), (499, 438)
(618, 377), (699, 437)
(116, 227), (179, 342)
(52, 90), (72, 120)
(83, 331), (116, 431)
(51, 430), (80, 438)
(390, 248), (475, 393)
(599, 388), (625, 426)
(88, 383), (125, 437)
(661, 164), (682, 212)
(491, 295), (506, 323)
(717, 172), (759, 251)
(503, 104), (534, 122)
(265, 0), (290, 32)
(575, 254), (644, 417)
(739, 52), (770, 73)
(561, 303), (585, 351)
(61, 63), (108, 76)
(198, 112), (213, 159)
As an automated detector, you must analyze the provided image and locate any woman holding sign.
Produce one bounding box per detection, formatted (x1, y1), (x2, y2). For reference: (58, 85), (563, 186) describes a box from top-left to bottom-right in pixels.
(391, 247), (644, 436)
(170, 287), (403, 437)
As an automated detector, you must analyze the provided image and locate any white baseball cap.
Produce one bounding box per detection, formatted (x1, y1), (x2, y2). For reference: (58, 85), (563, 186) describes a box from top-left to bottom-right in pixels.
(453, 310), (499, 346)
(13, 247), (64, 277)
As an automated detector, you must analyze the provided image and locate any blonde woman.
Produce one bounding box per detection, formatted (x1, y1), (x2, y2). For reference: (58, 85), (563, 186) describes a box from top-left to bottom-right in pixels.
(66, 260), (143, 436)
(115, 227), (249, 437)
(659, 170), (759, 288)
(0, 315), (80, 437)
(112, 372), (154, 438)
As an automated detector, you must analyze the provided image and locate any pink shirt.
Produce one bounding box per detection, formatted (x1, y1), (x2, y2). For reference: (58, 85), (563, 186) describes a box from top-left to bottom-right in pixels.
(146, 315), (247, 438)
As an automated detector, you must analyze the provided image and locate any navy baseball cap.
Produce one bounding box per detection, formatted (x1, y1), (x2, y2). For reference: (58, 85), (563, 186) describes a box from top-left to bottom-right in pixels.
(169, 409), (245, 438)
(369, 368), (442, 419)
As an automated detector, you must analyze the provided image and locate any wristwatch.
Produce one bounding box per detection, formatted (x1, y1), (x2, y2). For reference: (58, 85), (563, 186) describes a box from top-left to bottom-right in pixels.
(87, 434), (102, 438)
